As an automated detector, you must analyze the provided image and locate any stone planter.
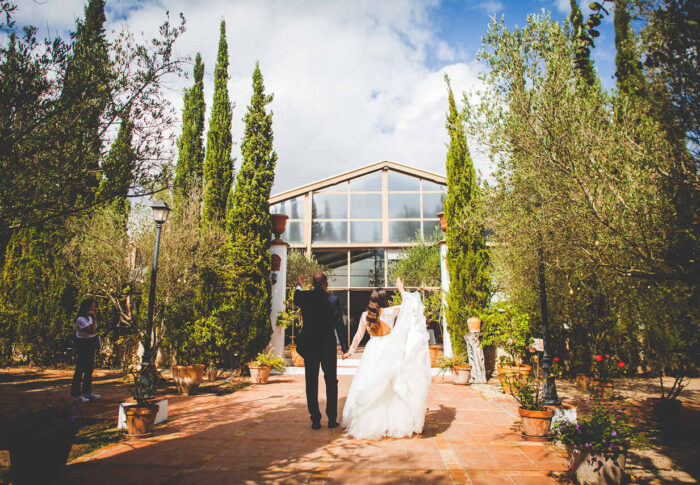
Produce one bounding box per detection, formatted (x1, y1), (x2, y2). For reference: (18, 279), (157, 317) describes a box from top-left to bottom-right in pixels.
(172, 364), (205, 395)
(518, 407), (554, 441)
(467, 317), (481, 333)
(8, 427), (75, 484)
(451, 365), (472, 385)
(591, 380), (615, 400)
(289, 344), (304, 367)
(125, 403), (160, 439)
(576, 373), (592, 393)
(568, 447), (627, 485)
(248, 364), (271, 384)
(429, 345), (441, 367)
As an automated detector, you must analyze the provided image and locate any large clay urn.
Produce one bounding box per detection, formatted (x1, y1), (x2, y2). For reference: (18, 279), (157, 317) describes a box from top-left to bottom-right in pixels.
(437, 212), (447, 232)
(172, 364), (205, 395)
(271, 214), (289, 241)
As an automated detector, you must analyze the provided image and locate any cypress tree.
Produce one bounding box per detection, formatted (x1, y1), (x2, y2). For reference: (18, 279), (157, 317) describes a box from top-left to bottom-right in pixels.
(99, 114), (135, 221)
(202, 22), (233, 228)
(223, 62), (277, 366)
(61, 0), (112, 205)
(614, 0), (644, 95)
(570, 0), (596, 85)
(444, 76), (490, 357)
(174, 53), (206, 208)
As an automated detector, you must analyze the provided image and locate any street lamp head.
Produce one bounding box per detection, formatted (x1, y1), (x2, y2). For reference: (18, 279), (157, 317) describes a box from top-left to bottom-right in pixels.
(150, 200), (171, 224)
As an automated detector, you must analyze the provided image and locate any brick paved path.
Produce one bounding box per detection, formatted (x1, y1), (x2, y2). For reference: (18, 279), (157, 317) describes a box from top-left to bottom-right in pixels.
(66, 375), (569, 484)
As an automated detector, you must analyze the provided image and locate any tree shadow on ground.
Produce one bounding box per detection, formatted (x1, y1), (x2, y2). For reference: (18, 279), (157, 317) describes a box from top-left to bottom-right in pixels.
(63, 376), (461, 485)
(421, 405), (456, 438)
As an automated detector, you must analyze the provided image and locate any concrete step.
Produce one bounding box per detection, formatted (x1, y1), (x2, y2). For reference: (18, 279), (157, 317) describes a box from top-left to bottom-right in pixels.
(283, 359), (447, 376)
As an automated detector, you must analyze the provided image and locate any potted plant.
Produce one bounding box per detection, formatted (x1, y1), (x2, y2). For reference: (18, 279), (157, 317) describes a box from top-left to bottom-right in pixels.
(551, 405), (640, 485)
(507, 376), (554, 441)
(1, 401), (82, 484)
(125, 362), (160, 439)
(277, 290), (304, 367)
(590, 354), (625, 400)
(436, 354), (472, 385)
(481, 303), (533, 385)
(171, 317), (220, 394)
(248, 349), (286, 384)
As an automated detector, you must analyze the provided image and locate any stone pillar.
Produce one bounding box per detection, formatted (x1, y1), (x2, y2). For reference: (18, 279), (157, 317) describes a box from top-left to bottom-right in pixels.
(269, 214), (288, 358)
(439, 239), (453, 358)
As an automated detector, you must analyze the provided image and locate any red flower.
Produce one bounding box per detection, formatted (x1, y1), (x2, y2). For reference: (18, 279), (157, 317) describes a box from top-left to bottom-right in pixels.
(618, 361), (625, 368)
(553, 357), (560, 362)
(605, 354), (610, 358)
(595, 355), (603, 362)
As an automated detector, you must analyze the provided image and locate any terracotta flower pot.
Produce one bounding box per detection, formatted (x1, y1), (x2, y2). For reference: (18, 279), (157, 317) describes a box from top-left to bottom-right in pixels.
(568, 447), (627, 485)
(467, 317), (481, 333)
(518, 407), (554, 441)
(172, 364), (205, 395)
(498, 371), (513, 394)
(289, 344), (304, 367)
(428, 345), (442, 367)
(125, 403), (159, 439)
(271, 214), (289, 240)
(591, 380), (615, 400)
(437, 212), (446, 232)
(451, 365), (472, 385)
(248, 364), (271, 384)
(576, 373), (591, 392)
(8, 427), (75, 484)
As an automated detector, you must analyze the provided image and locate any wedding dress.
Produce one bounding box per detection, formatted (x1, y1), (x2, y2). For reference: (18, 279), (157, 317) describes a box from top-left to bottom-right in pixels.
(341, 291), (431, 439)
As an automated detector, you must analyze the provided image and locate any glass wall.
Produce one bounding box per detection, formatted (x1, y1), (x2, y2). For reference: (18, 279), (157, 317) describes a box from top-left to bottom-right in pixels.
(269, 169), (447, 247)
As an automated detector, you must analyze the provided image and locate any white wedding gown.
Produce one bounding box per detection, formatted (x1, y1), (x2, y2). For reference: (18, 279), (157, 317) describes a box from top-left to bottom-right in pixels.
(341, 291), (431, 439)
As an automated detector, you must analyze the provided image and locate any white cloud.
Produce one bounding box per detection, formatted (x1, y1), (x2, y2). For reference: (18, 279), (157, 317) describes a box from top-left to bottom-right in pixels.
(552, 0), (571, 14)
(478, 1), (504, 14)
(16, 0), (490, 193)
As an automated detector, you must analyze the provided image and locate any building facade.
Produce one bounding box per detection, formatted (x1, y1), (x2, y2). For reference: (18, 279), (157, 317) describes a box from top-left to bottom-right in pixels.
(269, 161), (446, 348)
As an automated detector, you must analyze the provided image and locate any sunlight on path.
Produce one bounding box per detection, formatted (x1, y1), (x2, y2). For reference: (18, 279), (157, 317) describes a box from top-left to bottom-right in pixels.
(66, 376), (570, 484)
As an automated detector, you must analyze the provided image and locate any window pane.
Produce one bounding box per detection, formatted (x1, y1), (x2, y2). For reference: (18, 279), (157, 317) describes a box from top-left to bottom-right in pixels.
(350, 194), (382, 219)
(270, 196), (304, 219)
(423, 221), (441, 241)
(313, 193), (347, 219)
(349, 171), (382, 192)
(350, 221), (382, 243)
(315, 181), (347, 193)
(388, 193), (420, 218)
(312, 221), (347, 243)
(286, 221), (304, 244)
(422, 192), (445, 218)
(422, 180), (446, 192)
(389, 220), (421, 242)
(388, 171), (420, 191)
(312, 251), (348, 287)
(350, 250), (385, 287)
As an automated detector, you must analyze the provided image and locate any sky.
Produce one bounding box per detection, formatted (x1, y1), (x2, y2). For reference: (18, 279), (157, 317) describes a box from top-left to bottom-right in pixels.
(13, 0), (617, 194)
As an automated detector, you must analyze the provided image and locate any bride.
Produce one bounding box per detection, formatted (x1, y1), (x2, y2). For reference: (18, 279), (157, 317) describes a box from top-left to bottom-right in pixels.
(340, 278), (431, 439)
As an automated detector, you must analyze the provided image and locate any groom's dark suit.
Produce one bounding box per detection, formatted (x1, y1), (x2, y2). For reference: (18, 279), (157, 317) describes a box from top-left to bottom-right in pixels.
(294, 286), (348, 424)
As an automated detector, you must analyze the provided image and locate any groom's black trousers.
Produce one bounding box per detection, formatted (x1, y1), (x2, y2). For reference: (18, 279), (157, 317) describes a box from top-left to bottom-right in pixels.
(304, 344), (338, 423)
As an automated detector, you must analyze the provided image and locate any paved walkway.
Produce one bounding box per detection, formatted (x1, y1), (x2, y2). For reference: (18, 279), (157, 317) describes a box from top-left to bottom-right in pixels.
(67, 375), (569, 484)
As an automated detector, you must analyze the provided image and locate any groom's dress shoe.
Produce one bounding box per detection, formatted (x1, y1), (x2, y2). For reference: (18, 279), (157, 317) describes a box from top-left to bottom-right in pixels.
(311, 421), (322, 430)
(328, 420), (340, 429)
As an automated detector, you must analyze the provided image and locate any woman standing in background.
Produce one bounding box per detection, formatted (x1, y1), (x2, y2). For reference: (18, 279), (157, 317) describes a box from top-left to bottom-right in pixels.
(70, 299), (101, 403)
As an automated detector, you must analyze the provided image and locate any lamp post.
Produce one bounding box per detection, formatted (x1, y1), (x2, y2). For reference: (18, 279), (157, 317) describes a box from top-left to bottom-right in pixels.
(142, 200), (171, 366)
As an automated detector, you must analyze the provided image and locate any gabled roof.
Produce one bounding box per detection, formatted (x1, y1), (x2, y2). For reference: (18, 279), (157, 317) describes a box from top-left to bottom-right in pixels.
(269, 160), (446, 204)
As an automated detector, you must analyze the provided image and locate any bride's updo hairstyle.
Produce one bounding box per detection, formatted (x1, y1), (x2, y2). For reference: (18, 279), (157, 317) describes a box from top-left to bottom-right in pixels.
(365, 288), (389, 333)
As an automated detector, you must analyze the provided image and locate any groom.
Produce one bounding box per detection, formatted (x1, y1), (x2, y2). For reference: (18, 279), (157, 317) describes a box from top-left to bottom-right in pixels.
(294, 273), (348, 429)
